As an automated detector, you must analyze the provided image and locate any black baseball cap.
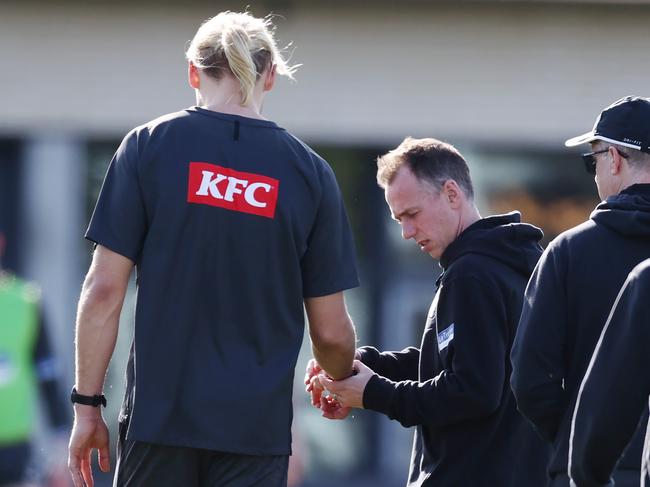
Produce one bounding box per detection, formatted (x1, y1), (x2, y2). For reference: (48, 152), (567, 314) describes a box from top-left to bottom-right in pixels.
(565, 96), (650, 154)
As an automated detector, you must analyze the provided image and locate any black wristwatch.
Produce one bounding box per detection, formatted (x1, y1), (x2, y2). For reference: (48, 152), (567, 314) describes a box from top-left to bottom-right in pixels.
(70, 387), (107, 407)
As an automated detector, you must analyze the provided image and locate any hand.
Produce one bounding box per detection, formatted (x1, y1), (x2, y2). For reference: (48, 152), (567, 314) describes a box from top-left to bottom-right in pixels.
(304, 351), (362, 406)
(304, 358), (324, 407)
(305, 358), (352, 419)
(68, 409), (111, 487)
(319, 392), (353, 420)
(318, 360), (374, 410)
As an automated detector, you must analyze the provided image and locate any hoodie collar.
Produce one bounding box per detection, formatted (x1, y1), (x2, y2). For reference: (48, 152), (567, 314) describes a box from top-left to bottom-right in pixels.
(590, 183), (650, 237)
(439, 211), (544, 275)
(439, 212), (522, 269)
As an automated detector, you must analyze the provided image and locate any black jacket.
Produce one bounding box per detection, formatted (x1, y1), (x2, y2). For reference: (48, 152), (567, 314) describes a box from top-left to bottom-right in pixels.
(570, 259), (650, 487)
(511, 184), (650, 479)
(360, 212), (550, 486)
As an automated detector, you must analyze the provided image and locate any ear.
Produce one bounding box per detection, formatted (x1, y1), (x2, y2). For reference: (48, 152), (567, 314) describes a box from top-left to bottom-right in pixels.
(188, 62), (200, 89)
(442, 180), (463, 209)
(609, 146), (624, 175)
(263, 64), (276, 92)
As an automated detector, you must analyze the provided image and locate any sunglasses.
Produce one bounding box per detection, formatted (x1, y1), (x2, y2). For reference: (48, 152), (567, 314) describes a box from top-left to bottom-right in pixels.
(581, 147), (629, 175)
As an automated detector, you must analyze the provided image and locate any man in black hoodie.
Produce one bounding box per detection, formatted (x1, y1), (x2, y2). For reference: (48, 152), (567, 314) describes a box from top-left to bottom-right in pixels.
(511, 95), (650, 487)
(569, 259), (650, 487)
(310, 137), (550, 486)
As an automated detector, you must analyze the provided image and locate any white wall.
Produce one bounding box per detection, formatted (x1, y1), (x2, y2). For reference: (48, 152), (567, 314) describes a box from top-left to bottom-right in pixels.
(2, 2), (649, 146)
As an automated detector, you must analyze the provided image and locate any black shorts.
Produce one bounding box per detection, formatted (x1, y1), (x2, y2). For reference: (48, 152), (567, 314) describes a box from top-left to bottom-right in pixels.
(114, 420), (289, 487)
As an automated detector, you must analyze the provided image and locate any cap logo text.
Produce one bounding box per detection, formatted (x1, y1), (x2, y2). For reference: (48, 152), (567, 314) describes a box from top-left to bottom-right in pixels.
(623, 138), (643, 146)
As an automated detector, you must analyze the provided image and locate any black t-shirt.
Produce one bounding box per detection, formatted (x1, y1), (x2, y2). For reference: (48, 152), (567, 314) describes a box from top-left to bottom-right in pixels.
(86, 107), (359, 455)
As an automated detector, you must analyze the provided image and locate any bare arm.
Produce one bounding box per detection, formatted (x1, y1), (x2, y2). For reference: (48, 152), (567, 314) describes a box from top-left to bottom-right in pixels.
(305, 292), (356, 380)
(68, 245), (133, 487)
(75, 245), (133, 395)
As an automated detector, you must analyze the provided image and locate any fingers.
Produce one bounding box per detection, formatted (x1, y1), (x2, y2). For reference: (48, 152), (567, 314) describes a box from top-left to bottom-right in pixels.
(98, 445), (111, 473)
(319, 374), (335, 392)
(304, 359), (314, 383)
(69, 439), (89, 487)
(70, 469), (85, 487)
(304, 358), (322, 385)
(308, 371), (353, 420)
(310, 375), (323, 391)
(323, 406), (352, 421)
(321, 399), (352, 420)
(309, 376), (324, 407)
(81, 449), (94, 487)
(306, 363), (326, 407)
(305, 361), (355, 419)
(320, 394), (338, 415)
(318, 376), (343, 406)
(306, 373), (324, 393)
(68, 448), (85, 487)
(353, 359), (368, 371)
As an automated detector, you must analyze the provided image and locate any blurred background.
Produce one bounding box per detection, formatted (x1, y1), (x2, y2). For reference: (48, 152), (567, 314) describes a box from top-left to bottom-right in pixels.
(1, 0), (649, 485)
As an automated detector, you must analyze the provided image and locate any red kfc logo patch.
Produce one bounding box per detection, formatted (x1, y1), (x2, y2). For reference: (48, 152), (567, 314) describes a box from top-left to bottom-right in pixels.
(187, 162), (279, 219)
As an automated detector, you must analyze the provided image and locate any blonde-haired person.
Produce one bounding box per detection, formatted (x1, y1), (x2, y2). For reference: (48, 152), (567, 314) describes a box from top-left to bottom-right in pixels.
(68, 11), (358, 487)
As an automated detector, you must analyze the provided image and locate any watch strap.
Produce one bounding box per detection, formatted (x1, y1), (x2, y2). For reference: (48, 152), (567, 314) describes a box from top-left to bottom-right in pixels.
(71, 387), (107, 407)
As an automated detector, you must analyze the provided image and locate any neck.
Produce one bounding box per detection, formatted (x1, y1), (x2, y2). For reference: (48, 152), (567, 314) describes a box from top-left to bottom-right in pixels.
(195, 77), (265, 120)
(456, 203), (481, 237)
(196, 95), (265, 120)
(620, 172), (650, 193)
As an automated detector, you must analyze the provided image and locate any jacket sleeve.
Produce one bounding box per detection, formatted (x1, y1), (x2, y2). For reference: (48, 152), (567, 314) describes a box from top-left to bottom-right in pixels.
(569, 263), (650, 487)
(511, 243), (568, 442)
(362, 275), (507, 428)
(357, 346), (420, 382)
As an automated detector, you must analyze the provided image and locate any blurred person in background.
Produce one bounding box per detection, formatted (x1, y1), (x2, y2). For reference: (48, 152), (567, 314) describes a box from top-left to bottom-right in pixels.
(308, 137), (550, 486)
(511, 95), (650, 487)
(569, 258), (650, 487)
(67, 10), (358, 487)
(0, 228), (69, 486)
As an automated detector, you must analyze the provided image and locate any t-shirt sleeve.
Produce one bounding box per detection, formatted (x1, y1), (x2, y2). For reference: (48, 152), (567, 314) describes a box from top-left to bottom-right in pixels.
(301, 163), (359, 298)
(85, 129), (148, 263)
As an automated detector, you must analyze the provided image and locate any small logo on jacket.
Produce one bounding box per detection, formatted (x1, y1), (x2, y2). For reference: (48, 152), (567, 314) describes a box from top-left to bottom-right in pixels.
(187, 162), (279, 218)
(437, 323), (454, 351)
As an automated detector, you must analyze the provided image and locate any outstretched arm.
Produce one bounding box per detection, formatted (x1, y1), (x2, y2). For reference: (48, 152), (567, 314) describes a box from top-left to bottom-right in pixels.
(324, 275), (510, 429)
(356, 346), (420, 382)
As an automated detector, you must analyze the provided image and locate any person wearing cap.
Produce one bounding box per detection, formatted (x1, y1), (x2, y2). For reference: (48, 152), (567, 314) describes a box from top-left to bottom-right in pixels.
(511, 95), (650, 487)
(569, 258), (650, 487)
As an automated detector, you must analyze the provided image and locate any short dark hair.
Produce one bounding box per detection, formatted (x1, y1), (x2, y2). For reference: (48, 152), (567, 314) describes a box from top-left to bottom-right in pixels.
(376, 137), (474, 199)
